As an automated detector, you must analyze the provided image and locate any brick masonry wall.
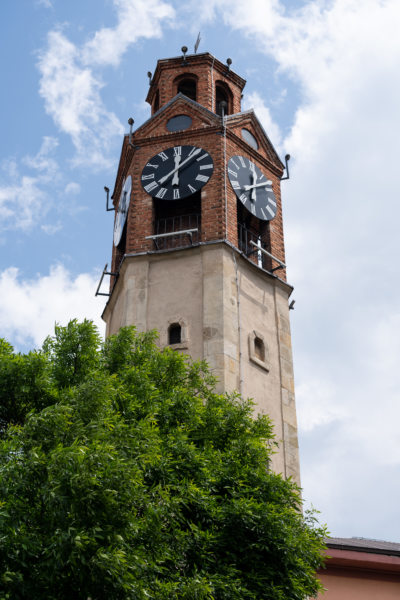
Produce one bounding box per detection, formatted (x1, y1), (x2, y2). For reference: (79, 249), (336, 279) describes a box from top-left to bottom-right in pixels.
(110, 54), (288, 284)
(146, 53), (245, 116)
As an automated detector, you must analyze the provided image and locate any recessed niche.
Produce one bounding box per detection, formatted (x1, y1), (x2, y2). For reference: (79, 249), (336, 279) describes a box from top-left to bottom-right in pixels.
(248, 330), (270, 372)
(164, 318), (189, 350)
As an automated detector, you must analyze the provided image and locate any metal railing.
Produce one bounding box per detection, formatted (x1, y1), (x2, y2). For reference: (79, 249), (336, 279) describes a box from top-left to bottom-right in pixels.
(238, 223), (284, 273)
(152, 213), (201, 250)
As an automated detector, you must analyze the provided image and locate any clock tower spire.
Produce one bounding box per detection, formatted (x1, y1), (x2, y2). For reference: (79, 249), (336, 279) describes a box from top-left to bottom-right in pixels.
(101, 51), (300, 483)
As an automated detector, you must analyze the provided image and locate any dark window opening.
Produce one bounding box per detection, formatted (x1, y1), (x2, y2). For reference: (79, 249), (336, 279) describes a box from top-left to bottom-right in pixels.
(237, 201), (271, 270)
(254, 336), (265, 362)
(216, 84), (229, 116)
(114, 224), (127, 273)
(177, 78), (197, 101)
(153, 193), (201, 250)
(169, 323), (182, 345)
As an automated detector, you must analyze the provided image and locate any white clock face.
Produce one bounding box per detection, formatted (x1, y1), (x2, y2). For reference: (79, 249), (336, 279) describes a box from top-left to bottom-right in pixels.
(113, 175), (132, 246)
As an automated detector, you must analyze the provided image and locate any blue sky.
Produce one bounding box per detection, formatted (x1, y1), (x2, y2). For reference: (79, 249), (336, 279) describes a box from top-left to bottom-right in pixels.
(1, 0), (400, 544)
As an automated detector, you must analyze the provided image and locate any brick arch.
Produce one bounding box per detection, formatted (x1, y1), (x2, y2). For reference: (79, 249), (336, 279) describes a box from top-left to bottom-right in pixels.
(215, 80), (234, 116)
(173, 73), (199, 101)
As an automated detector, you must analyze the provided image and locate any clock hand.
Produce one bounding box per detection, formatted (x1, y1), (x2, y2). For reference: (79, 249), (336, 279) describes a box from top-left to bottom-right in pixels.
(158, 148), (201, 185)
(171, 154), (181, 186)
(244, 180), (273, 191)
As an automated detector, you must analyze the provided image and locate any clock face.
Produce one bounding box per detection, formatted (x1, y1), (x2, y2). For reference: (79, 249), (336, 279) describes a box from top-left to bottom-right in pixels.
(141, 145), (213, 200)
(113, 175), (132, 246)
(227, 155), (277, 221)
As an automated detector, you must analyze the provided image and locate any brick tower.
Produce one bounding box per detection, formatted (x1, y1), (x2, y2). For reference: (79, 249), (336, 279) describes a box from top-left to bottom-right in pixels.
(102, 51), (300, 482)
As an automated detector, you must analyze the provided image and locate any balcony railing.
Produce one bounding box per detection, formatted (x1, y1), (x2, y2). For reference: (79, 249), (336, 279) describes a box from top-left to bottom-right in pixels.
(151, 213), (201, 250)
(238, 223), (284, 273)
(148, 217), (284, 273)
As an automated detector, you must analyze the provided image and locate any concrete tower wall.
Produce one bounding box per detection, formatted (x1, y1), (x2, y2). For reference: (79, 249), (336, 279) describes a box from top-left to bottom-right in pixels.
(103, 242), (299, 482)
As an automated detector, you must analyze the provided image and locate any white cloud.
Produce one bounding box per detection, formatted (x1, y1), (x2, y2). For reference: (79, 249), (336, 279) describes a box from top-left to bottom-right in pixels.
(0, 176), (45, 231)
(0, 137), (59, 231)
(0, 265), (105, 350)
(1, 158), (18, 179)
(37, 0), (176, 169)
(243, 91), (283, 153)
(82, 0), (175, 67)
(191, 0), (400, 539)
(37, 31), (123, 171)
(41, 223), (62, 235)
(22, 136), (59, 180)
(64, 182), (81, 195)
(296, 377), (347, 433)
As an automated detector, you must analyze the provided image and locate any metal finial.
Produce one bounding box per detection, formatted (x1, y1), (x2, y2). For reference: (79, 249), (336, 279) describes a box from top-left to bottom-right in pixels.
(147, 71), (152, 85)
(181, 46), (188, 61)
(226, 57), (232, 70)
(128, 118), (134, 146)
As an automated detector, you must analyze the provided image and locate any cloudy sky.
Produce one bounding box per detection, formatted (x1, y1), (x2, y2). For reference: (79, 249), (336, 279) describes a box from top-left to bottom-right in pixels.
(1, 0), (399, 543)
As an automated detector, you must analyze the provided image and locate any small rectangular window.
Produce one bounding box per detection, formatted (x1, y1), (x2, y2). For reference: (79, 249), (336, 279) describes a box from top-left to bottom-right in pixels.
(168, 323), (182, 345)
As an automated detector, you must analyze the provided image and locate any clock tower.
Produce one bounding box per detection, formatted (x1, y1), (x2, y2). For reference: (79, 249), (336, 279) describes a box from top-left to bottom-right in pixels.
(102, 51), (300, 483)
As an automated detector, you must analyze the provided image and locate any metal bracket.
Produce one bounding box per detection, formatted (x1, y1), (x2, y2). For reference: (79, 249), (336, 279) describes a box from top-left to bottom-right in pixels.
(104, 186), (114, 212)
(95, 263), (118, 297)
(281, 154), (291, 181)
(145, 228), (198, 250)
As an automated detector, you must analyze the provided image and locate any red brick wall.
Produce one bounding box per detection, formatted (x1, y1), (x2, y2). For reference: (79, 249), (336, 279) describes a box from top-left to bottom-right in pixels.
(110, 53), (287, 284)
(146, 53), (245, 116)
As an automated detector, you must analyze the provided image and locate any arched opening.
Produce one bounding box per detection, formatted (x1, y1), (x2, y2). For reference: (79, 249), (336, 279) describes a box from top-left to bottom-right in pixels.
(168, 323), (182, 345)
(215, 82), (232, 116)
(177, 78), (197, 101)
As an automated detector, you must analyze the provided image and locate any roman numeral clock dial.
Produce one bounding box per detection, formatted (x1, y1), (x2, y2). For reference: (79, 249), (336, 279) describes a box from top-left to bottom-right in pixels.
(113, 175), (132, 246)
(227, 155), (277, 221)
(141, 145), (214, 200)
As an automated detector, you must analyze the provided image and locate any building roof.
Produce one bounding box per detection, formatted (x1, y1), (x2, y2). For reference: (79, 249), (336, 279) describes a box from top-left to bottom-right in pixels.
(327, 537), (400, 557)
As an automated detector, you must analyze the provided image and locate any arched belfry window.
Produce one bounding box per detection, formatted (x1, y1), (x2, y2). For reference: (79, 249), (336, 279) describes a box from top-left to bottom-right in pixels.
(216, 82), (232, 116)
(177, 78), (197, 101)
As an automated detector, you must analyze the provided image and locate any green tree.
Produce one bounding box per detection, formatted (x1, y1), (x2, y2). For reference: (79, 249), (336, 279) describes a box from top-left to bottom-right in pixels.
(0, 321), (326, 599)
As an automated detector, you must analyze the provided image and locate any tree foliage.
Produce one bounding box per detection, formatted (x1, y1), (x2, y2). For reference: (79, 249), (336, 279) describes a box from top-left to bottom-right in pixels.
(0, 320), (326, 599)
